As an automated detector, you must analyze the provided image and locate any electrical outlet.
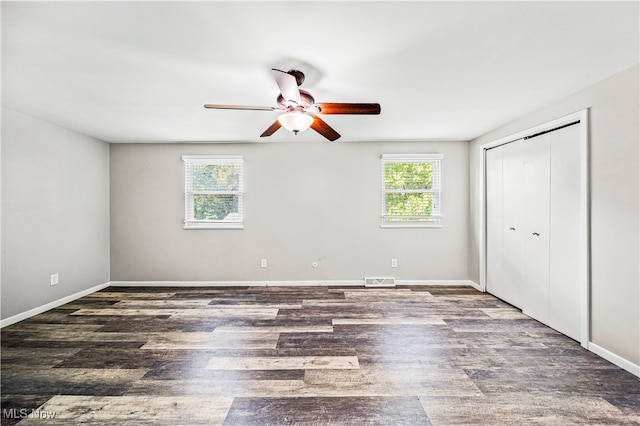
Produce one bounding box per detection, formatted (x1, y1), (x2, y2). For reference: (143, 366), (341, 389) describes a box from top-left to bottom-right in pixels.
(391, 258), (398, 268)
(50, 273), (59, 286)
(260, 259), (268, 268)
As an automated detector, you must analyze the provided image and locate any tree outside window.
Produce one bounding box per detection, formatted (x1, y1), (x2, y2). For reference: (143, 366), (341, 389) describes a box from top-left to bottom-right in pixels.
(381, 154), (442, 227)
(183, 156), (243, 229)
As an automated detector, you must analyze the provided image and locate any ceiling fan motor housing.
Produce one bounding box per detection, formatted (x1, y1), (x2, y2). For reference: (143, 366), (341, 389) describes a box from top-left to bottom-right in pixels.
(287, 69), (305, 86)
(277, 90), (315, 110)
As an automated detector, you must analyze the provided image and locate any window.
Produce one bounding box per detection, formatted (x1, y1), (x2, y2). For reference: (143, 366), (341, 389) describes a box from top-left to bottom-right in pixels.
(381, 154), (442, 227)
(182, 155), (243, 229)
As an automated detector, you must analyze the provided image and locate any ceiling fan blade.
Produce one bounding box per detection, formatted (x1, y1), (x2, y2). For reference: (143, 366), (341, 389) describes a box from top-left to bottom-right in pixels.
(310, 116), (341, 141)
(271, 69), (301, 104)
(260, 119), (282, 137)
(204, 104), (277, 111)
(316, 103), (381, 115)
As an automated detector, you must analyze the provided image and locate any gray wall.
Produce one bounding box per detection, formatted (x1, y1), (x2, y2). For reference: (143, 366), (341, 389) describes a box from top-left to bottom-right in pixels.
(469, 64), (640, 365)
(110, 140), (470, 282)
(1, 108), (111, 320)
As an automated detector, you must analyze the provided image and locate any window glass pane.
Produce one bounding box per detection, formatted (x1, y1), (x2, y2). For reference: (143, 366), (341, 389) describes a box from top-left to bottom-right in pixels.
(193, 164), (240, 191)
(385, 162), (433, 190)
(194, 194), (239, 220)
(385, 192), (433, 219)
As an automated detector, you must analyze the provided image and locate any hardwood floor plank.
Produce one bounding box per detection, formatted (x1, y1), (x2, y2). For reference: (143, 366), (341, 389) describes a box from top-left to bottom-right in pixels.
(16, 396), (234, 425)
(223, 396), (431, 425)
(140, 331), (280, 350)
(86, 291), (177, 299)
(71, 307), (279, 319)
(10, 330), (172, 343)
(332, 317), (446, 325)
(209, 303), (304, 310)
(96, 317), (218, 332)
(2, 323), (104, 333)
(466, 366), (640, 396)
(0, 348), (82, 367)
(143, 366), (306, 381)
(205, 355), (360, 371)
(213, 325), (334, 333)
(53, 348), (200, 370)
(605, 395), (640, 416)
(125, 379), (308, 397)
(480, 307), (531, 319)
(1, 368), (147, 396)
(303, 367), (484, 397)
(444, 317), (553, 333)
(113, 299), (217, 308)
(1, 339), (146, 350)
(419, 395), (636, 425)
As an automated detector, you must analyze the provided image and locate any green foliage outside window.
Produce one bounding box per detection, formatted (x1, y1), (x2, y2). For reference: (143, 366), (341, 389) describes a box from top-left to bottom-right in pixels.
(384, 162), (435, 221)
(194, 194), (238, 220)
(192, 164), (240, 221)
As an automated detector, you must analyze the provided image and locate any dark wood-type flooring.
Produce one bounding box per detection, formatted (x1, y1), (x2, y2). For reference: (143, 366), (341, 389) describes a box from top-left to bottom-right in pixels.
(2, 285), (639, 425)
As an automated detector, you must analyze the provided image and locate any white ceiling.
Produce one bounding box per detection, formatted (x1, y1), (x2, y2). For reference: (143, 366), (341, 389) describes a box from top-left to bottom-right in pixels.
(2, 1), (638, 143)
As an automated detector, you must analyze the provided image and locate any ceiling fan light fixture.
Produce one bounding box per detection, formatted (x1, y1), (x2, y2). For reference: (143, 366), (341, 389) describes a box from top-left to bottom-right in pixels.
(278, 111), (314, 134)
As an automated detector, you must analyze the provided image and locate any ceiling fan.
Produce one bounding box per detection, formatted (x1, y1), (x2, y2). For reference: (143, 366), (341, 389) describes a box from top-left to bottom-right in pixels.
(204, 69), (381, 141)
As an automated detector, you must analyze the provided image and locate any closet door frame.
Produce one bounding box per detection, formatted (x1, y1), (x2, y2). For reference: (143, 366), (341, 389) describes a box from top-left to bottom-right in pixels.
(478, 109), (590, 348)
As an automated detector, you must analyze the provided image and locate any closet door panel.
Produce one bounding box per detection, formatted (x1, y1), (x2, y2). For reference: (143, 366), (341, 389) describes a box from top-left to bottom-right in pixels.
(549, 125), (581, 340)
(521, 135), (551, 323)
(486, 147), (504, 298)
(501, 140), (525, 308)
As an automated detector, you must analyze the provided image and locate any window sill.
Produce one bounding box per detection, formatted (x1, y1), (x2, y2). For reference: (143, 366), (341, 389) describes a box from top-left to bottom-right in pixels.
(380, 223), (442, 229)
(183, 222), (244, 230)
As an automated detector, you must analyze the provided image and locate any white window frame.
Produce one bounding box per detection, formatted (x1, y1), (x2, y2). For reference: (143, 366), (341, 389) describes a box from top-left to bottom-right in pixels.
(381, 153), (443, 228)
(182, 155), (244, 230)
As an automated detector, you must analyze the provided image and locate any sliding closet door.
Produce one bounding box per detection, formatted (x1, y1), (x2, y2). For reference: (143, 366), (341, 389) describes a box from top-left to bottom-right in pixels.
(549, 124), (581, 340)
(484, 120), (582, 341)
(520, 134), (551, 323)
(501, 140), (525, 308)
(486, 147), (504, 298)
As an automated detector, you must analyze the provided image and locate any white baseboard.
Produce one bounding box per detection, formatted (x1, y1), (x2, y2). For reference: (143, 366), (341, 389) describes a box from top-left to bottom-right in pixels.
(0, 282), (111, 328)
(108, 280), (364, 287)
(397, 280), (481, 290)
(108, 279), (480, 288)
(588, 342), (640, 378)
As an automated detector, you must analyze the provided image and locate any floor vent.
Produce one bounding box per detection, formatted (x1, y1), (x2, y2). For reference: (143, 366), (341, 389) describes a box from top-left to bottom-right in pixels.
(364, 277), (396, 287)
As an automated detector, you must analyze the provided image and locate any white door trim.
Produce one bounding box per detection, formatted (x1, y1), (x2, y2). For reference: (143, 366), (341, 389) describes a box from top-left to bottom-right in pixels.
(478, 109), (590, 348)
